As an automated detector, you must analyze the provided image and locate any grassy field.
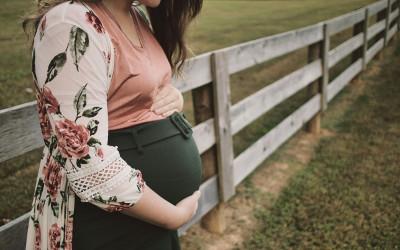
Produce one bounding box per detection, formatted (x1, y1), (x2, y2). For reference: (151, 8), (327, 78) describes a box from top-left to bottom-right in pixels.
(0, 0), (376, 109)
(240, 39), (400, 249)
(0, 0), (379, 225)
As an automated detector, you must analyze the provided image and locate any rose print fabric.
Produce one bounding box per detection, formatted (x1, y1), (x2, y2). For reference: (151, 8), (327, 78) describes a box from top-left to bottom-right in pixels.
(25, 1), (147, 249)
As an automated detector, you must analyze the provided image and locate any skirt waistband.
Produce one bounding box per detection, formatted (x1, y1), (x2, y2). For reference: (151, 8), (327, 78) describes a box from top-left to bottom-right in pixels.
(108, 111), (193, 154)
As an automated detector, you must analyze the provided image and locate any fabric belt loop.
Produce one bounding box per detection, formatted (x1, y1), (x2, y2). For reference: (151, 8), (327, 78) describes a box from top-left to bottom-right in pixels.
(130, 129), (144, 154)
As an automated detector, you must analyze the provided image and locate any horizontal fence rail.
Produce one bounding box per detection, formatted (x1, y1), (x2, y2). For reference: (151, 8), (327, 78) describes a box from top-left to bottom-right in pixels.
(1, 0), (399, 249)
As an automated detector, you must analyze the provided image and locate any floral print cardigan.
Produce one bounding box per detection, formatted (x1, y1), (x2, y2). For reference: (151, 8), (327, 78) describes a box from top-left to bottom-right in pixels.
(26, 1), (147, 249)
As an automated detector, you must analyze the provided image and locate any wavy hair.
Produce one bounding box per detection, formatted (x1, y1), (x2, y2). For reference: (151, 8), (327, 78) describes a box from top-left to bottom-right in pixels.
(22, 0), (203, 77)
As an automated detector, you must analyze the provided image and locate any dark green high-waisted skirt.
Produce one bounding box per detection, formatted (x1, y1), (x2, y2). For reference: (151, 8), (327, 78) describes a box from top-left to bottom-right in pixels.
(72, 111), (203, 250)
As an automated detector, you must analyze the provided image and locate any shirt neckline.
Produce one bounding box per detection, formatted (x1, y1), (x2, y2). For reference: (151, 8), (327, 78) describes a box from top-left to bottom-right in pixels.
(99, 1), (145, 50)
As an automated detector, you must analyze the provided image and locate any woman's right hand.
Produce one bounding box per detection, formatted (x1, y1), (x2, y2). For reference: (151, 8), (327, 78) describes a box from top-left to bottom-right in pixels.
(168, 190), (201, 230)
(121, 184), (201, 230)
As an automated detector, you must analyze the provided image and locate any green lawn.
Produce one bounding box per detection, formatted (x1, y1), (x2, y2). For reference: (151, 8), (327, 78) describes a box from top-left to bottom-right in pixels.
(1, 0), (376, 109)
(0, 0), (379, 225)
(241, 39), (400, 249)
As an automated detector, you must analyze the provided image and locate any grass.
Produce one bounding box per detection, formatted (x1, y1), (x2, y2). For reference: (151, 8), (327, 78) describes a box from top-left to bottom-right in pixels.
(0, 0), (376, 109)
(186, 0), (377, 55)
(0, 0), (380, 225)
(241, 39), (400, 249)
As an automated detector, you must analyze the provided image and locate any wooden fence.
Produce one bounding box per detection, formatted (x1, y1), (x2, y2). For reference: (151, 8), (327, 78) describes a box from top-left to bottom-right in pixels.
(0, 0), (399, 248)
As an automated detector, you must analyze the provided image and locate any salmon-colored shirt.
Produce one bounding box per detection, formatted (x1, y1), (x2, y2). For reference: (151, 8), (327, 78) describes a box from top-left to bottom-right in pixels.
(88, 1), (172, 130)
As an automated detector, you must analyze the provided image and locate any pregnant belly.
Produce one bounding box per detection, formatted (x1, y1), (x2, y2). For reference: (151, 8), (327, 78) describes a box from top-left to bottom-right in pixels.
(119, 133), (203, 205)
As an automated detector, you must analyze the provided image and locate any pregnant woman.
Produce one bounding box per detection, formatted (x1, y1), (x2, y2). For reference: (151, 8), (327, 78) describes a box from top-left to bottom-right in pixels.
(23, 0), (203, 249)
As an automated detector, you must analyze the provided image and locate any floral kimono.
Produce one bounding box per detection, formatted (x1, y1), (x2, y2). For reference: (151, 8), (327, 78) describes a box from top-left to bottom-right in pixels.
(26, 1), (146, 249)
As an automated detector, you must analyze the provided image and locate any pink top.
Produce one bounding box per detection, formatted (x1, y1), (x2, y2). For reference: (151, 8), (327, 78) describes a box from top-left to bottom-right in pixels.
(88, 2), (173, 130)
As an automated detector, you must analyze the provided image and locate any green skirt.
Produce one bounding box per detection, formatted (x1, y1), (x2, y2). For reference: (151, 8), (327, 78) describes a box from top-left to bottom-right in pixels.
(72, 112), (203, 250)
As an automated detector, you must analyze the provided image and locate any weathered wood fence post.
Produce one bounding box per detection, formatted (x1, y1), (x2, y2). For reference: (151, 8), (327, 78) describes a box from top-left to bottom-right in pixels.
(384, 0), (392, 46)
(192, 78), (226, 233)
(321, 23), (329, 113)
(376, 1), (389, 59)
(210, 51), (235, 204)
(351, 6), (368, 77)
(362, 8), (370, 70)
(398, 0), (400, 33)
(352, 11), (366, 65)
(192, 50), (236, 233)
(306, 41), (322, 134)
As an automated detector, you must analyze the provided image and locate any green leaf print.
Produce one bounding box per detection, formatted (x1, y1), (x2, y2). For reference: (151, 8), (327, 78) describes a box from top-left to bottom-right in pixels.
(73, 83), (88, 115)
(32, 49), (37, 83)
(87, 137), (101, 146)
(34, 179), (44, 198)
(50, 201), (59, 217)
(69, 25), (89, 71)
(82, 106), (102, 117)
(87, 119), (99, 135)
(53, 151), (67, 167)
(48, 135), (58, 155)
(60, 191), (67, 202)
(76, 154), (90, 168)
(45, 52), (67, 84)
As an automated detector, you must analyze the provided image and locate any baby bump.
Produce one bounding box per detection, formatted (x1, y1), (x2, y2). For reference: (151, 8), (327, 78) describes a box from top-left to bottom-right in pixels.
(113, 115), (203, 205)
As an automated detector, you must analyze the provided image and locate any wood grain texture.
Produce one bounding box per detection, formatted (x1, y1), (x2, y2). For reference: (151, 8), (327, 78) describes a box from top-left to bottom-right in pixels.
(172, 52), (213, 93)
(362, 8), (369, 70)
(233, 94), (321, 185)
(0, 101), (43, 163)
(368, 0), (388, 16)
(230, 59), (322, 135)
(219, 23), (323, 74)
(330, 33), (364, 68)
(321, 24), (330, 112)
(0, 212), (29, 250)
(388, 21), (399, 40)
(306, 42), (322, 134)
(366, 38), (385, 63)
(327, 59), (363, 102)
(211, 51), (235, 202)
(385, 0), (392, 46)
(326, 8), (365, 36)
(191, 74), (226, 233)
(389, 7), (399, 24)
(192, 118), (216, 154)
(367, 19), (386, 40)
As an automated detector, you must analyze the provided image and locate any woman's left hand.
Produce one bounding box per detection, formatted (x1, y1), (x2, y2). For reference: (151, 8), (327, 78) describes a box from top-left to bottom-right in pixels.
(150, 84), (184, 117)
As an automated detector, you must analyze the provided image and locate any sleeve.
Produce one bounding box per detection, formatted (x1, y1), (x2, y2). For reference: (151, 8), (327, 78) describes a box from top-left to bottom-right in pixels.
(33, 19), (146, 212)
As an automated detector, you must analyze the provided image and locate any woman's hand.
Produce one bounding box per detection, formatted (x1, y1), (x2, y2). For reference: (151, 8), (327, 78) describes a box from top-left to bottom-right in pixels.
(121, 184), (201, 230)
(150, 84), (184, 117)
(170, 190), (201, 229)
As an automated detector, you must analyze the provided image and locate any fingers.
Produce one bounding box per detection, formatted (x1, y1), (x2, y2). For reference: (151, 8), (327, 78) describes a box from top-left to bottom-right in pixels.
(152, 85), (171, 103)
(161, 109), (179, 117)
(191, 191), (201, 216)
(151, 93), (178, 114)
(193, 190), (201, 198)
(151, 85), (184, 115)
(151, 101), (177, 116)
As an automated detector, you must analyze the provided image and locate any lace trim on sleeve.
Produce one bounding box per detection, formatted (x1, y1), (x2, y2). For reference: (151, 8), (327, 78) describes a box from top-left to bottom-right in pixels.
(68, 155), (141, 202)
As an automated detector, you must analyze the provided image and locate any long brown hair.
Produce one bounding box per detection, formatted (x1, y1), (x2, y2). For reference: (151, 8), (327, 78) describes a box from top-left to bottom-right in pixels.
(22, 0), (203, 77)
